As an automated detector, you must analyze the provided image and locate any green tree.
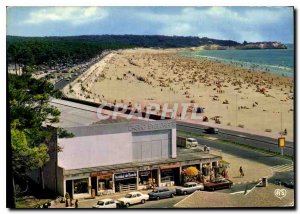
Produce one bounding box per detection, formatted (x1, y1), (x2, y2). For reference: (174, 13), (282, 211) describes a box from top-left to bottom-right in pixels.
(8, 73), (63, 206)
(11, 128), (49, 175)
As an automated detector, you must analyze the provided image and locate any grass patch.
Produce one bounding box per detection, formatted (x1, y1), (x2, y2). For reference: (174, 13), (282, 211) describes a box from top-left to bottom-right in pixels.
(177, 130), (293, 160)
(16, 196), (51, 208)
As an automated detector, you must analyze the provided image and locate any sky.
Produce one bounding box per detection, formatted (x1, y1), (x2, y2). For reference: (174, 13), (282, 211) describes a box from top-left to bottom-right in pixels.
(6, 6), (294, 43)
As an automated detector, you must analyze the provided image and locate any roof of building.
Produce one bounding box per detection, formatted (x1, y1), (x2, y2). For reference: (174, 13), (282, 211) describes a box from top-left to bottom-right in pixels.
(50, 98), (152, 128)
(62, 148), (222, 176)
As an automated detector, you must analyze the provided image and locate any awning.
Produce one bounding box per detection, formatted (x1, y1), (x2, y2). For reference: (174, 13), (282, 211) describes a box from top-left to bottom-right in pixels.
(219, 160), (230, 165)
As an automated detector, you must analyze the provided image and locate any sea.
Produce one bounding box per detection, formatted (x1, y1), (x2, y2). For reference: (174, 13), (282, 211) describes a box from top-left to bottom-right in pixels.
(179, 44), (294, 78)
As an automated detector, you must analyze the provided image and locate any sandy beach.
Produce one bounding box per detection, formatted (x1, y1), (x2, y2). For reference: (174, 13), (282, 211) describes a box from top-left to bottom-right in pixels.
(64, 48), (294, 140)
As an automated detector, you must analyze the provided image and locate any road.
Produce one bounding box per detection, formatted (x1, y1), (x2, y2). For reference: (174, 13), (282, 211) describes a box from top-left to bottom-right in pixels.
(177, 121), (294, 156)
(54, 52), (110, 90)
(178, 133), (293, 167)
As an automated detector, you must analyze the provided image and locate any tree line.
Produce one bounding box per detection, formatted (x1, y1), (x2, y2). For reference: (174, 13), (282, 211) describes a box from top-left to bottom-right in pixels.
(7, 36), (134, 73)
(7, 35), (241, 73)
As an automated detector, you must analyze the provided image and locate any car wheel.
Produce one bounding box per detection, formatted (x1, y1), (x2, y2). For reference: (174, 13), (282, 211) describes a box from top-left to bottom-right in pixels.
(183, 191), (187, 195)
(211, 188), (215, 191)
(229, 184), (232, 189)
(170, 193), (174, 198)
(156, 197), (160, 200)
(126, 203), (130, 208)
(141, 199), (146, 204)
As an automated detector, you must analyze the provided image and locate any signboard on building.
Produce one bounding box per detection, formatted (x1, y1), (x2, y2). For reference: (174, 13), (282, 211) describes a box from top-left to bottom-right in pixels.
(160, 163), (180, 170)
(139, 170), (151, 176)
(114, 172), (137, 181)
(128, 120), (176, 132)
(90, 172), (113, 179)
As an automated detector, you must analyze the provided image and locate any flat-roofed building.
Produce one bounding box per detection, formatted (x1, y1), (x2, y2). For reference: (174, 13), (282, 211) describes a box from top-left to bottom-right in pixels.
(35, 99), (221, 199)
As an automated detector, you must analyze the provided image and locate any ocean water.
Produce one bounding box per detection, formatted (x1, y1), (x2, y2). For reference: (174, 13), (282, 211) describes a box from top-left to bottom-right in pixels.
(179, 44), (294, 78)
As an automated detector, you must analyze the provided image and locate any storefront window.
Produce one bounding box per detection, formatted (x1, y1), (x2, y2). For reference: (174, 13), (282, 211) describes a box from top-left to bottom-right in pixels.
(139, 170), (151, 185)
(161, 169), (174, 183)
(74, 178), (89, 194)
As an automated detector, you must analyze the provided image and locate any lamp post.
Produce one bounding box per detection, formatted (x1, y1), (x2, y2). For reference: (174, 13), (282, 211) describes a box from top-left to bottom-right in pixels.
(235, 93), (238, 127)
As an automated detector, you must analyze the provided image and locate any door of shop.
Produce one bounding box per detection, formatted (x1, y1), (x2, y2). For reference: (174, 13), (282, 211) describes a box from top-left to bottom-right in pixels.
(91, 177), (97, 196)
(66, 180), (73, 198)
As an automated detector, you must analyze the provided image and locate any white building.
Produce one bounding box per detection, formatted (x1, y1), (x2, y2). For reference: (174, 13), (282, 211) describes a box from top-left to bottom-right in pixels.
(33, 99), (221, 199)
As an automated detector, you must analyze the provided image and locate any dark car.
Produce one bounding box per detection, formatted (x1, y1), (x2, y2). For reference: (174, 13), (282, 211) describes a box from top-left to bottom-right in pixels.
(282, 180), (294, 189)
(205, 127), (219, 134)
(148, 187), (176, 200)
(204, 178), (233, 191)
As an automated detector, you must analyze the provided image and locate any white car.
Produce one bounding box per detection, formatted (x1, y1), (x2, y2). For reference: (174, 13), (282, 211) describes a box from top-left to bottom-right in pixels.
(117, 191), (149, 207)
(93, 199), (117, 208)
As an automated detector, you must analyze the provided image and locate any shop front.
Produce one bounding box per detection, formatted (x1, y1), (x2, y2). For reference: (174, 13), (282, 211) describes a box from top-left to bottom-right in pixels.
(138, 169), (158, 190)
(90, 172), (114, 196)
(181, 164), (202, 184)
(201, 161), (220, 181)
(114, 171), (137, 192)
(65, 176), (91, 199)
(160, 163), (180, 187)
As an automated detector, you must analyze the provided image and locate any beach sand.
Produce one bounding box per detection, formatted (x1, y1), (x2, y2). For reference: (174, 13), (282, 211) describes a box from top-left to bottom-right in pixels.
(64, 48), (294, 140)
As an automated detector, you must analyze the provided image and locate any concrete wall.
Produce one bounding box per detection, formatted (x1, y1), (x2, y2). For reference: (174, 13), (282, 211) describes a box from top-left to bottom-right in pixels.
(42, 131), (58, 193)
(57, 167), (65, 196)
(171, 128), (177, 158)
(58, 132), (133, 170)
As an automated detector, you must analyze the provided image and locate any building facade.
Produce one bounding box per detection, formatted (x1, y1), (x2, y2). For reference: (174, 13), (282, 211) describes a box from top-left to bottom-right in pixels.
(35, 99), (222, 199)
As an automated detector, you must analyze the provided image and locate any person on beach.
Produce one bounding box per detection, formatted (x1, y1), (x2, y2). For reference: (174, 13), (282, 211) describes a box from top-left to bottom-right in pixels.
(239, 166), (244, 177)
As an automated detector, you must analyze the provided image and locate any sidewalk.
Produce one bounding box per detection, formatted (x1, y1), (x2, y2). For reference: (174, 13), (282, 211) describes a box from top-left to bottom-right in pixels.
(174, 184), (294, 208)
(221, 152), (273, 185)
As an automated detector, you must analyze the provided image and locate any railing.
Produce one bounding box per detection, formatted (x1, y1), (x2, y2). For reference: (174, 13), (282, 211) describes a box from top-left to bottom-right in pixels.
(119, 183), (137, 193)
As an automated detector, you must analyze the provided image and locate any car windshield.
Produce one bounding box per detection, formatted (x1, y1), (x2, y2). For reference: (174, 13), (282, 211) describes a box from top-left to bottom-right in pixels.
(125, 194), (133, 198)
(152, 189), (159, 193)
(97, 201), (104, 206)
(184, 184), (190, 187)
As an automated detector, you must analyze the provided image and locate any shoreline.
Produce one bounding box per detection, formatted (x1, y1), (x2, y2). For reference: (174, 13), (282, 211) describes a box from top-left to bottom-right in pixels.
(178, 49), (294, 78)
(63, 48), (294, 140)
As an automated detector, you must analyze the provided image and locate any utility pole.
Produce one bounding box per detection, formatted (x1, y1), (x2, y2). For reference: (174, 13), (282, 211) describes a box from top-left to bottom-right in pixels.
(280, 102), (284, 156)
(235, 94), (238, 127)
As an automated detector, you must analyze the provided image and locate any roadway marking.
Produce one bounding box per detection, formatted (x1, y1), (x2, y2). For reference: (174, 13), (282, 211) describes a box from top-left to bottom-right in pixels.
(244, 181), (261, 196)
(205, 136), (219, 141)
(270, 163), (294, 172)
(230, 191), (244, 195)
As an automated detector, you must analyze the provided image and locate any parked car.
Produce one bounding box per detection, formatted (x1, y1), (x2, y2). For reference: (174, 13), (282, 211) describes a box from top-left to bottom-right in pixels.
(175, 182), (204, 195)
(148, 187), (176, 200)
(205, 127), (219, 134)
(204, 178), (233, 191)
(282, 179), (294, 189)
(93, 199), (117, 208)
(117, 191), (149, 207)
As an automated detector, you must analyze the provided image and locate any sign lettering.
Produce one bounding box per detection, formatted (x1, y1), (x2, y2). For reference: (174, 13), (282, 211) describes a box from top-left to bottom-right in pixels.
(114, 172), (137, 181)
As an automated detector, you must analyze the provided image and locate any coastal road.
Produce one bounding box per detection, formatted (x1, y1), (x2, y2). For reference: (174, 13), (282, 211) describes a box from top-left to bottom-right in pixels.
(178, 134), (293, 167)
(177, 121), (294, 156)
(54, 52), (110, 90)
